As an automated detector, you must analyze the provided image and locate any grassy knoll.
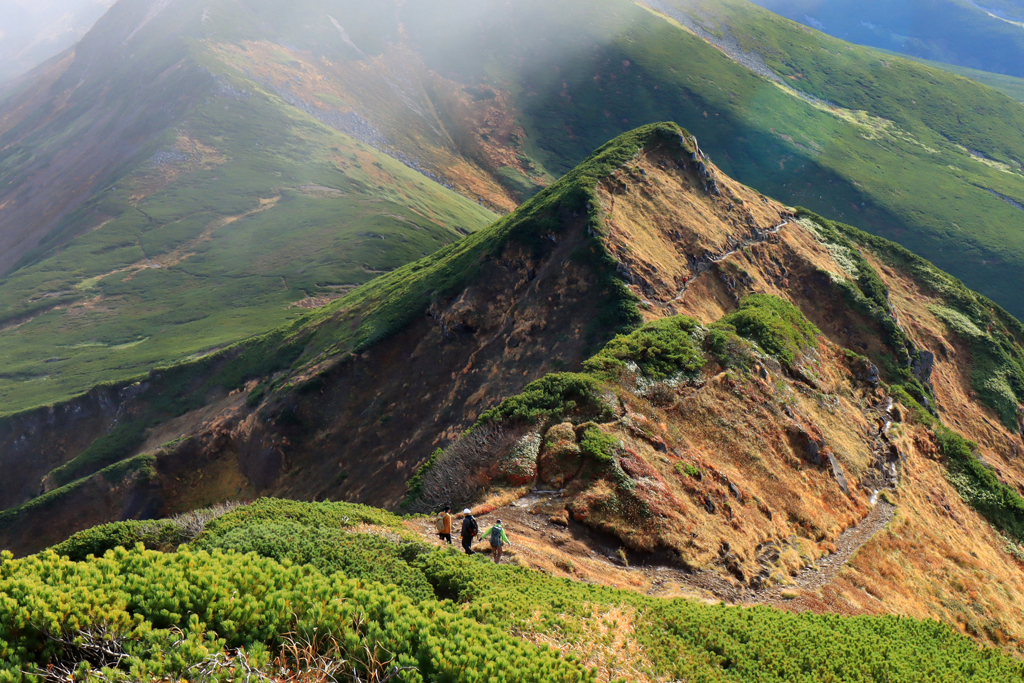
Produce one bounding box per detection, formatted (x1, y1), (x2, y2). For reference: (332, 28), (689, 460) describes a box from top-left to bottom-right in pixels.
(4, 497), (1020, 682)
(0, 46), (493, 415)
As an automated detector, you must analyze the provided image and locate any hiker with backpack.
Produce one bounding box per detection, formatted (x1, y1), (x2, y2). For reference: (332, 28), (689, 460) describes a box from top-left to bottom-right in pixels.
(460, 508), (479, 555)
(435, 506), (453, 544)
(484, 519), (512, 564)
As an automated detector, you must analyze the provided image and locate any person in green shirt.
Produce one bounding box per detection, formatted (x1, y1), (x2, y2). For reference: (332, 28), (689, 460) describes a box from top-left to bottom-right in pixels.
(484, 519), (512, 564)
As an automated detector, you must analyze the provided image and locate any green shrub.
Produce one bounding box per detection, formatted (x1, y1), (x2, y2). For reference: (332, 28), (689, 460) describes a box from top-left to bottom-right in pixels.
(194, 520), (433, 601)
(675, 463), (702, 479)
(703, 323), (756, 370)
(719, 294), (820, 366)
(936, 427), (1024, 544)
(578, 426), (618, 464)
(0, 546), (589, 683)
(478, 373), (613, 425)
(640, 598), (1022, 682)
(13, 497), (1024, 683)
(405, 447), (445, 505)
(50, 520), (187, 561)
(583, 316), (705, 380)
(198, 498), (411, 539)
(890, 386), (937, 427)
(51, 503), (241, 561)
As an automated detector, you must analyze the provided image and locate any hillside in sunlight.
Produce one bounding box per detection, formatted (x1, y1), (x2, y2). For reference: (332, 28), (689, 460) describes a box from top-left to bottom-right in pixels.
(3, 124), (1024, 665)
(3, 0), (1024, 421)
(749, 0), (1024, 77)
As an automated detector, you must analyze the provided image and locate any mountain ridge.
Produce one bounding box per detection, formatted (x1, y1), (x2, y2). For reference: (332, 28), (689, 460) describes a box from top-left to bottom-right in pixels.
(3, 124), (1024, 653)
(2, 124), (1024, 655)
(4, 0), (1024, 423)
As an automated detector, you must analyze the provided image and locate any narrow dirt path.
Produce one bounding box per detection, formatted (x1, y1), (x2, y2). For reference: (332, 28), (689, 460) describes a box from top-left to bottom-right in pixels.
(656, 219), (791, 306)
(630, 499), (895, 605)
(416, 489), (896, 608)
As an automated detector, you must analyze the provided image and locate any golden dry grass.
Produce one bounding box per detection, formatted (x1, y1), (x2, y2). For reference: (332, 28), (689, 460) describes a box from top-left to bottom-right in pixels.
(515, 604), (663, 683)
(474, 145), (1024, 656)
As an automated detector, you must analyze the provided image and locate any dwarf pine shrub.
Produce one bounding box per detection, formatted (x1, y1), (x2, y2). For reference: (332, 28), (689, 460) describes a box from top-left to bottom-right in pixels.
(6, 497), (1024, 682)
(719, 294), (820, 367)
(583, 316), (705, 380)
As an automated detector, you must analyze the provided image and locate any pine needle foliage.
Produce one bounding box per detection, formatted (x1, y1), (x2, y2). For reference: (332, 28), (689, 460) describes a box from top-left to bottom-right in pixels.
(583, 316), (705, 380)
(476, 373), (613, 426)
(5, 498), (1024, 682)
(935, 428), (1024, 545)
(0, 546), (589, 683)
(719, 294), (821, 367)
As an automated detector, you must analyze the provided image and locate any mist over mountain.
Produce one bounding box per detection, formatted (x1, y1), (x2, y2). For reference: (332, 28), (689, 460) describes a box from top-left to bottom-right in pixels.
(0, 0), (116, 84)
(749, 0), (1024, 77)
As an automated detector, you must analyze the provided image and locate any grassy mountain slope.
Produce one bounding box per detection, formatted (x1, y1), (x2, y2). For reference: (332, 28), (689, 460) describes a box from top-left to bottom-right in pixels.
(2, 497), (1021, 683)
(0, 0), (495, 415)
(5, 0), (1024, 416)
(748, 0), (1024, 77)
(878, 50), (1024, 104)
(4, 123), (1024, 654)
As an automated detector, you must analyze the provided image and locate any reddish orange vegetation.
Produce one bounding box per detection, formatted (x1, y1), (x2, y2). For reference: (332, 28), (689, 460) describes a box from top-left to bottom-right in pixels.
(205, 39), (535, 213)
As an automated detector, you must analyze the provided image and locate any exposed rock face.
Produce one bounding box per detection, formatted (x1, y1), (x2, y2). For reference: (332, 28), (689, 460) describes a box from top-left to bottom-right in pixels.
(0, 387), (124, 510)
(537, 423), (583, 488)
(828, 453), (851, 495)
(912, 350), (935, 385)
(789, 426), (824, 467)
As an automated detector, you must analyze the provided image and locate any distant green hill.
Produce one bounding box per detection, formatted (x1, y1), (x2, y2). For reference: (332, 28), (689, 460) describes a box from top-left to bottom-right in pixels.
(749, 0), (1024, 78)
(4, 0), (1024, 415)
(883, 51), (1024, 104)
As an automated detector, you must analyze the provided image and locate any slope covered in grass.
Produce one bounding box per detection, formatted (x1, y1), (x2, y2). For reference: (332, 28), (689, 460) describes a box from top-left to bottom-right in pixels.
(749, 0), (1024, 77)
(5, 0), (1024, 415)
(0, 6), (494, 415)
(4, 497), (1021, 683)
(876, 51), (1024, 104)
